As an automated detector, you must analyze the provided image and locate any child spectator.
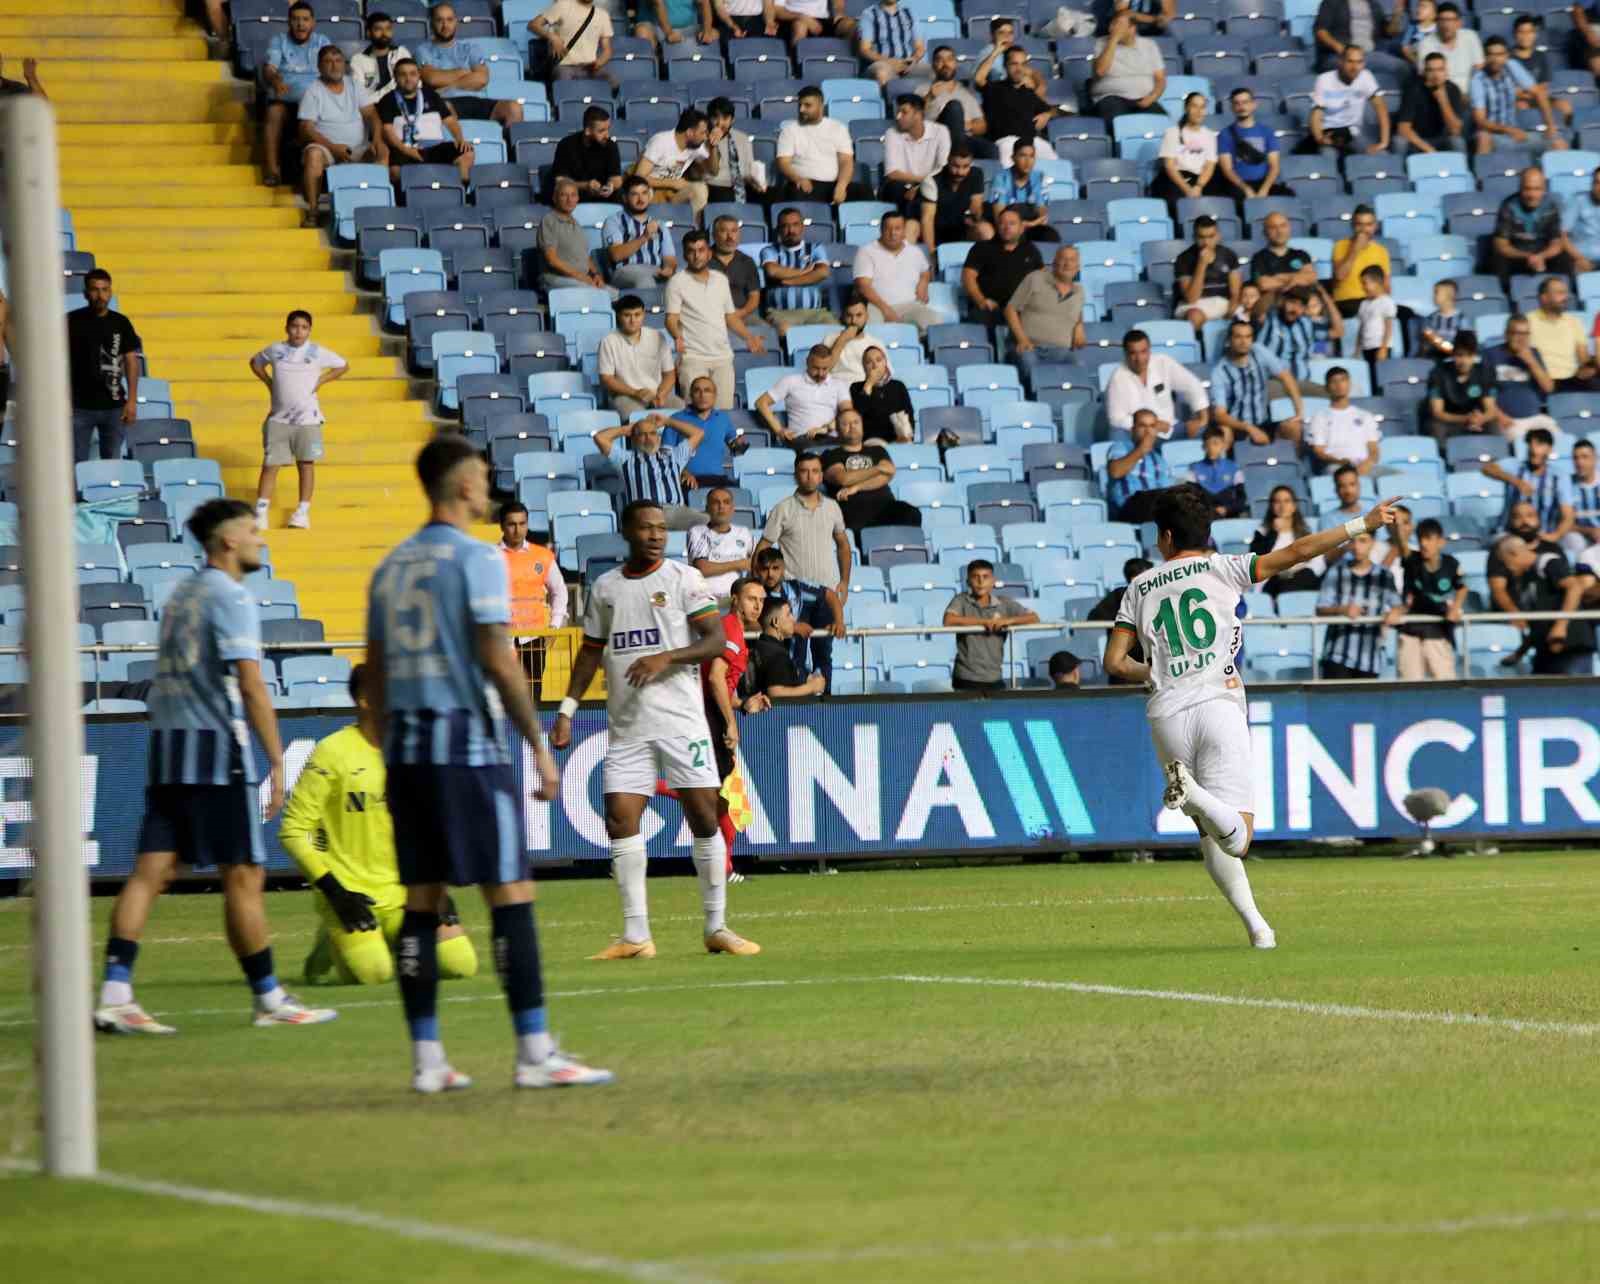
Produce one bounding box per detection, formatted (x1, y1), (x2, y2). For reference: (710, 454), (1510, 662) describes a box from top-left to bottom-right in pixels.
(1185, 425), (1247, 517)
(1401, 0), (1437, 63)
(943, 559), (1039, 692)
(1419, 278), (1471, 360)
(1510, 14), (1573, 123)
(1356, 264), (1396, 385)
(1395, 516), (1467, 678)
(1304, 285), (1338, 355)
(1232, 282), (1261, 324)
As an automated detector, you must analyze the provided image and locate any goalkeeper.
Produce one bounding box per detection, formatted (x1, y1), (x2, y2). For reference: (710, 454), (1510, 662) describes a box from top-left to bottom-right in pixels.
(280, 663), (478, 986)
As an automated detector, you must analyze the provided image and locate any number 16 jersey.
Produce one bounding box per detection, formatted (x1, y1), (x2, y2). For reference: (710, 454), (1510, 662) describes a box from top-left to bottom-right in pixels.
(1114, 553), (1255, 719)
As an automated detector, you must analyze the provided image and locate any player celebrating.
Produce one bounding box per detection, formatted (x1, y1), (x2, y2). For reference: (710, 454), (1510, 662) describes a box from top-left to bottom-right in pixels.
(1104, 483), (1401, 948)
(367, 436), (611, 1093)
(280, 662), (479, 987)
(550, 500), (761, 960)
(94, 498), (336, 1034)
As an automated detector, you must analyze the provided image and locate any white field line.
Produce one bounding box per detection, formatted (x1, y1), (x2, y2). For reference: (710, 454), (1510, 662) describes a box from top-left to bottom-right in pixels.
(0, 1157), (719, 1284)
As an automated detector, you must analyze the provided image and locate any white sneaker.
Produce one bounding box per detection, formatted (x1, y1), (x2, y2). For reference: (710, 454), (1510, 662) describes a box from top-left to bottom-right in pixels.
(1162, 760), (1193, 812)
(287, 507), (310, 529)
(727, 870), (746, 884)
(1250, 924), (1277, 950)
(513, 1048), (615, 1089)
(252, 993), (338, 1027)
(413, 1065), (473, 1094)
(94, 1002), (176, 1035)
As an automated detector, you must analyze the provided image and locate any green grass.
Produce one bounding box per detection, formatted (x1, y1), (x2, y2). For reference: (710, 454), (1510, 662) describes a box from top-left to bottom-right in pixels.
(6, 854), (1600, 1283)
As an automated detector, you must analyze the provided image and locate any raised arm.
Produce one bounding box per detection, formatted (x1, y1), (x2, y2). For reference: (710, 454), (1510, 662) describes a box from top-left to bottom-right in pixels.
(1255, 496), (1402, 581)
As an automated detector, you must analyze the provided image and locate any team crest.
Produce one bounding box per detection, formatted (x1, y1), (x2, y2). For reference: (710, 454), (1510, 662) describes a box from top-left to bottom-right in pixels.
(651, 591), (669, 607)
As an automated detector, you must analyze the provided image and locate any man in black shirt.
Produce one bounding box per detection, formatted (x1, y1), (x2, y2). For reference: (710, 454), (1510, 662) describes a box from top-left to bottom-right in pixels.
(744, 599), (826, 700)
(1425, 331), (1498, 446)
(1491, 534), (1597, 674)
(1392, 52), (1467, 157)
(1087, 557), (1151, 685)
(980, 46), (1069, 150)
(919, 145), (988, 250)
(1172, 214), (1241, 333)
(1396, 517), (1466, 679)
(820, 407), (922, 534)
(548, 104), (622, 202)
(1248, 210), (1317, 307)
(67, 269), (142, 464)
(960, 208), (1043, 326)
(376, 58), (475, 183)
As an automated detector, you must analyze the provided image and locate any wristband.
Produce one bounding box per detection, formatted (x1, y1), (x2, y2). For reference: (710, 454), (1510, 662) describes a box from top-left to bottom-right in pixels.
(558, 696), (579, 719)
(1344, 517), (1367, 540)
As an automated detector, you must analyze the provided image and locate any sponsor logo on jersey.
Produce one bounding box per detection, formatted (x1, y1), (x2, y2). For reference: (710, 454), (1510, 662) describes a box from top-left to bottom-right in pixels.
(613, 627), (663, 651)
(651, 591), (669, 607)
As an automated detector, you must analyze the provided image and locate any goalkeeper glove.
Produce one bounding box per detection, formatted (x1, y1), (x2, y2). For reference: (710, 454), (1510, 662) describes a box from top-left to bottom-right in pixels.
(315, 873), (378, 933)
(439, 895), (461, 928)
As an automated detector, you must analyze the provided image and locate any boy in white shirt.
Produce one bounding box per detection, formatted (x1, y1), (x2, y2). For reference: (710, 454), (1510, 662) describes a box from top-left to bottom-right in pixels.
(1356, 264), (1397, 387)
(251, 309), (348, 531)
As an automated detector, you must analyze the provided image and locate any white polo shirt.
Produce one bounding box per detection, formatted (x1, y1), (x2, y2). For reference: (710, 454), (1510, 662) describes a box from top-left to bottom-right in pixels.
(766, 372), (850, 435)
(1305, 403), (1379, 466)
(597, 328), (675, 393)
(1104, 353), (1211, 432)
(883, 120), (951, 181)
(851, 241), (930, 308)
(665, 269), (736, 360)
(776, 118), (854, 183)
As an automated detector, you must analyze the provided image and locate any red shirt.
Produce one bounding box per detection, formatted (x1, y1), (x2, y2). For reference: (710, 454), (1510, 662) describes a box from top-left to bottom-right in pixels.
(701, 612), (747, 704)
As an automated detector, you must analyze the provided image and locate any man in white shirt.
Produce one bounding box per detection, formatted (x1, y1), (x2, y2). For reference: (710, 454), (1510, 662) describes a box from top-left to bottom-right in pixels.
(756, 346), (851, 444)
(1307, 43), (1390, 160)
(824, 296), (896, 384)
(686, 487), (756, 598)
(634, 107), (712, 216)
(1416, 3), (1484, 97)
(851, 212), (949, 334)
(250, 309), (348, 531)
(880, 93), (950, 240)
(1104, 329), (1211, 436)
(775, 87), (866, 205)
(598, 294), (683, 418)
(665, 230), (768, 408)
(1304, 366), (1381, 473)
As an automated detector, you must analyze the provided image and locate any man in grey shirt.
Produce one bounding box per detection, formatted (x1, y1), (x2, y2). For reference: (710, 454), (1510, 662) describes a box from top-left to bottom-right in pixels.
(539, 177), (614, 294)
(1005, 244), (1087, 393)
(923, 44), (997, 158)
(1090, 12), (1165, 123)
(943, 558), (1038, 690)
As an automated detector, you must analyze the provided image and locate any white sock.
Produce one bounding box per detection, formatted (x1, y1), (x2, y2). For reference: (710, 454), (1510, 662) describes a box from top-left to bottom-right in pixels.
(611, 834), (650, 942)
(1181, 779), (1249, 857)
(99, 980), (132, 1008)
(517, 1031), (556, 1065)
(413, 1039), (447, 1073)
(1201, 835), (1269, 933)
(293, 501), (309, 514)
(692, 832), (727, 936)
(254, 499), (269, 517)
(254, 984), (287, 1011)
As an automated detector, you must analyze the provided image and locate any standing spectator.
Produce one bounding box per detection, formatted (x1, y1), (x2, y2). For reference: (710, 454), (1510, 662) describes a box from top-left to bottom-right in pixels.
(751, 544), (841, 690)
(1316, 530), (1401, 678)
(1104, 328), (1211, 435)
(858, 0), (927, 86)
(986, 139), (1056, 243)
(351, 11), (410, 98)
(1210, 319), (1306, 447)
(1005, 244), (1088, 391)
(1492, 168), (1576, 284)
(1151, 92), (1229, 212)
(1395, 517), (1465, 678)
(412, 2), (525, 129)
(924, 47), (997, 160)
(1104, 409), (1175, 523)
(1356, 264), (1397, 383)
(943, 559), (1038, 691)
(1173, 214), (1241, 334)
(1186, 425), (1247, 517)
(1565, 166), (1600, 272)
(702, 99), (764, 207)
(635, 0), (714, 47)
(603, 176), (678, 289)
(598, 294), (682, 416)
(666, 231), (766, 408)
(1483, 425), (1575, 542)
(529, 0), (614, 83)
(1425, 331), (1499, 446)
(1526, 276), (1600, 390)
(709, 216), (762, 329)
(634, 109), (713, 217)
(1047, 653), (1083, 687)
(1472, 36), (1565, 155)
(979, 46), (1068, 164)
(1485, 312), (1559, 441)
(1416, 3), (1485, 96)
(1418, 278), (1471, 359)
(549, 105), (621, 202)
(1218, 88), (1289, 206)
(854, 212), (949, 332)
(593, 414), (704, 529)
(920, 144), (989, 249)
(1489, 534), (1597, 674)
(67, 269), (141, 464)
(539, 178), (610, 293)
(755, 453), (853, 680)
(744, 598), (826, 699)
(850, 346), (915, 444)
(1312, 0), (1406, 74)
(260, 1), (330, 188)
(377, 58), (473, 187)
(1257, 286), (1343, 390)
(1249, 214), (1319, 309)
(297, 47), (385, 228)
(1251, 485), (1325, 595)
(250, 309), (346, 531)
(1089, 12), (1165, 124)
(756, 346), (850, 445)
(820, 407), (922, 533)
(498, 500), (568, 681)
(881, 95), (951, 238)
(1392, 51), (1468, 156)
(961, 208), (1043, 327)
(823, 296), (895, 385)
(687, 487), (756, 598)
(1330, 204), (1389, 318)
(1305, 44), (1390, 160)
(662, 375), (741, 486)
(759, 208), (835, 336)
(775, 88), (865, 205)
(1087, 556), (1152, 686)
(1305, 368), (1381, 473)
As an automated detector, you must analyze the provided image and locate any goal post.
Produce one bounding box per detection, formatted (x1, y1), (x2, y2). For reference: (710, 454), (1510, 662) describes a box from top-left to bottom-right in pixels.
(5, 94), (98, 1176)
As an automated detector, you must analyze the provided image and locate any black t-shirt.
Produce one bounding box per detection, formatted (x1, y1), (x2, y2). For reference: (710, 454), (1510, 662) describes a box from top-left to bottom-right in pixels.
(0, 78), (29, 97)
(981, 80), (1052, 145)
(850, 378), (913, 443)
(1172, 243), (1239, 305)
(746, 634), (802, 695)
(1427, 360), (1496, 414)
(822, 442), (896, 526)
(1395, 77), (1466, 138)
(1511, 49), (1549, 82)
(1249, 245), (1311, 283)
(548, 130), (622, 199)
(1400, 551), (1462, 641)
(1088, 586), (1144, 683)
(1506, 550), (1596, 652)
(925, 167), (984, 235)
(66, 308), (143, 410)
(1488, 537), (1561, 585)
(376, 85), (455, 139)
(711, 251), (760, 311)
(964, 237), (1043, 308)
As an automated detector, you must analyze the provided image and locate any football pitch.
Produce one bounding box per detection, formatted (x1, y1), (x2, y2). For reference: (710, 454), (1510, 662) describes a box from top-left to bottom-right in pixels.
(5, 853), (1600, 1284)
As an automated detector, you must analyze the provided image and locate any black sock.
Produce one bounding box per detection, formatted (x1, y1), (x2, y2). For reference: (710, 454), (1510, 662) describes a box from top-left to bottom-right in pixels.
(238, 947), (279, 998)
(491, 903), (546, 1037)
(397, 910), (441, 1042)
(104, 936), (139, 986)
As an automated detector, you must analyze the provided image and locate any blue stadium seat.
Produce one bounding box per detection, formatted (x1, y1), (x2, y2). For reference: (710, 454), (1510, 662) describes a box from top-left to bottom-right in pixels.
(76, 461), (145, 503)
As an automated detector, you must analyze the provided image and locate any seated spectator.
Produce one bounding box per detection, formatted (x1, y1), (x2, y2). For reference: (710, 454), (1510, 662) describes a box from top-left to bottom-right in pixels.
(824, 297), (895, 385)
(850, 346), (914, 443)
(1561, 166), (1600, 273)
(920, 144), (990, 249)
(961, 208), (1043, 327)
(1313, 0), (1406, 75)
(980, 45), (1068, 164)
(1210, 318), (1306, 446)
(1492, 167), (1577, 285)
(765, 0), (856, 44)
(746, 599), (826, 699)
(1484, 312), (1559, 440)
(1047, 652), (1082, 688)
(1425, 331), (1499, 445)
(1325, 463), (1367, 526)
(975, 19), (1048, 90)
(351, 11), (410, 98)
(1251, 485), (1325, 595)
(1526, 275), (1600, 391)
(1416, 3), (1483, 97)
(297, 48), (385, 229)
(1305, 44), (1390, 161)
(260, 2), (331, 187)
(1218, 88), (1289, 206)
(1418, 278), (1471, 360)
(709, 215), (761, 328)
(1087, 556), (1151, 685)
(1006, 244), (1087, 391)
(1105, 328), (1211, 435)
(775, 88), (867, 205)
(1250, 214), (1320, 311)
(710, 0), (766, 39)
(858, 0), (928, 86)
(703, 98), (764, 206)
(377, 58), (473, 187)
(757, 346), (850, 445)
(1316, 530), (1402, 679)
(1355, 264), (1398, 382)
(854, 212), (949, 332)
(759, 211), (835, 337)
(603, 176), (678, 290)
(1257, 286), (1342, 392)
(1399, 0), (1436, 65)
(1186, 426), (1247, 517)
(1570, 438), (1600, 547)
(1305, 369), (1380, 473)
(821, 407), (923, 532)
(1490, 534), (1597, 674)
(662, 375), (741, 486)
(412, 2), (524, 127)
(1090, 13), (1165, 124)
(1173, 214), (1241, 334)
(1330, 203), (1388, 319)
(529, 0), (615, 84)
(1104, 408), (1175, 523)
(943, 559), (1039, 692)
(881, 95), (950, 239)
(687, 487), (757, 598)
(924, 47), (998, 160)
(598, 294), (682, 417)
(634, 0), (715, 49)
(634, 109), (713, 217)
(751, 537), (845, 690)
(1472, 36), (1566, 156)
(987, 139), (1056, 243)
(1483, 426), (1575, 544)
(550, 106), (622, 202)
(1510, 16), (1571, 123)
(1393, 52), (1468, 156)
(1396, 517), (1466, 679)
(667, 230), (767, 408)
(593, 413), (704, 530)
(1151, 92), (1229, 212)
(540, 178), (611, 293)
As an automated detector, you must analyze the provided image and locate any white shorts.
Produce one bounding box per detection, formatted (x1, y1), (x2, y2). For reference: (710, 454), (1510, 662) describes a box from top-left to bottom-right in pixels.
(603, 734), (721, 796)
(1148, 698), (1255, 815)
(1174, 295), (1231, 321)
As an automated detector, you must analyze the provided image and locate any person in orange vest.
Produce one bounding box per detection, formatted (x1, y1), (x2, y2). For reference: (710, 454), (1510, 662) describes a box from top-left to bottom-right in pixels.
(499, 500), (569, 680)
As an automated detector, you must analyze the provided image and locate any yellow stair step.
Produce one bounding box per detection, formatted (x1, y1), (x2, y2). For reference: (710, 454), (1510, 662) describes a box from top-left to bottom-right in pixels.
(6, 37), (212, 59)
(74, 208), (306, 231)
(60, 123), (252, 145)
(113, 270), (352, 295)
(63, 186), (290, 209)
(81, 165), (270, 189)
(138, 316), (382, 343)
(117, 244), (340, 271)
(60, 144), (255, 169)
(53, 99), (248, 125)
(84, 229), (327, 252)
(172, 380), (414, 404)
(118, 292), (363, 315)
(0, 16), (196, 36)
(0, 0), (177, 13)
(36, 61), (231, 83)
(159, 356), (404, 381)
(153, 334), (388, 359)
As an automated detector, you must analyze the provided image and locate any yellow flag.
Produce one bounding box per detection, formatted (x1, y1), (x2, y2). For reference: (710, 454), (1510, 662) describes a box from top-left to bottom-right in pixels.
(721, 766), (753, 833)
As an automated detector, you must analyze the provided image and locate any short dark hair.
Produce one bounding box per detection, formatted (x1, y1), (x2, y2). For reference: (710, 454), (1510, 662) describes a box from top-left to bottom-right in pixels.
(1452, 330), (1478, 354)
(288, 0), (314, 14)
(1436, 2), (1460, 13)
(1122, 329), (1150, 350)
(348, 661), (368, 703)
(681, 229), (709, 251)
(1484, 34), (1508, 51)
(1539, 274), (1564, 296)
(895, 93), (924, 113)
(754, 546), (785, 569)
(728, 575), (760, 601)
(776, 205), (802, 224)
(1423, 52), (1447, 64)
(990, 16), (1014, 32)
(286, 309), (313, 328)
(966, 559), (995, 576)
(1229, 319), (1254, 337)
(1230, 86), (1252, 99)
(760, 597), (791, 629)
(317, 44), (343, 64)
(416, 435), (482, 501)
(499, 500), (529, 522)
(677, 108), (707, 133)
(798, 85), (823, 102)
(366, 10), (393, 27)
(933, 44), (954, 58)
(615, 293), (644, 314)
(621, 174), (651, 196)
(1352, 203), (1375, 219)
(582, 105), (610, 126)
(1526, 427), (1554, 448)
(707, 96), (735, 121)
(1513, 12), (1541, 27)
(1575, 437), (1595, 453)
(1326, 365), (1350, 383)
(393, 57), (419, 72)
(1048, 651), (1080, 678)
(795, 451), (823, 471)
(1334, 463), (1358, 481)
(1152, 485), (1214, 553)
(1123, 557), (1153, 581)
(806, 344), (833, 362)
(1416, 518), (1445, 540)
(1192, 214), (1217, 235)
(84, 267), (112, 287)
(186, 498), (255, 551)
(621, 498), (664, 531)
(1013, 139), (1036, 156)
(948, 143), (973, 161)
(1202, 425), (1227, 443)
(1434, 277), (1457, 293)
(1360, 264), (1386, 283)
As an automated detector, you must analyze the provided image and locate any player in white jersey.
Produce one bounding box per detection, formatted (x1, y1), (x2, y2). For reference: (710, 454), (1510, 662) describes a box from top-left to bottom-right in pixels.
(550, 498), (762, 959)
(1105, 483), (1402, 948)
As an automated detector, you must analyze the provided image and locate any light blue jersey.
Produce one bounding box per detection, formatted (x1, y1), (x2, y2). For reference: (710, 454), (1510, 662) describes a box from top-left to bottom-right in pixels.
(368, 522), (512, 767)
(147, 568), (261, 786)
(410, 38), (484, 98)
